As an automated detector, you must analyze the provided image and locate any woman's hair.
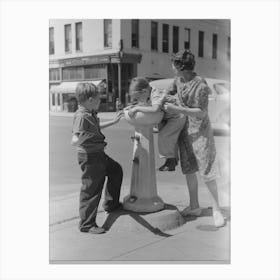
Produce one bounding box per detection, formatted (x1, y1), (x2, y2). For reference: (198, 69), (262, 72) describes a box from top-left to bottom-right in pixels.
(129, 77), (150, 100)
(172, 49), (196, 71)
(75, 82), (99, 104)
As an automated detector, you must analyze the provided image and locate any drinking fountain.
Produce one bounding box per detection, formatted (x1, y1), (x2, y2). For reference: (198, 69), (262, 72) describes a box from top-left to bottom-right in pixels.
(123, 109), (165, 212)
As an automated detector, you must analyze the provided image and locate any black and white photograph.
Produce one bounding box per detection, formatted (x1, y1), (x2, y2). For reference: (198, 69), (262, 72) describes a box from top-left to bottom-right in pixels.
(1, 0), (280, 279)
(49, 19), (231, 263)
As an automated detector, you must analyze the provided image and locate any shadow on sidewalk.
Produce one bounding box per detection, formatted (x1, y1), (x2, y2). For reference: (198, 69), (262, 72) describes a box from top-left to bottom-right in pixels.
(102, 204), (198, 237)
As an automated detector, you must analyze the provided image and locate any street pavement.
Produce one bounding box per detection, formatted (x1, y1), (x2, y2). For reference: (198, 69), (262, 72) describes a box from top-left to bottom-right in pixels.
(49, 111), (230, 263)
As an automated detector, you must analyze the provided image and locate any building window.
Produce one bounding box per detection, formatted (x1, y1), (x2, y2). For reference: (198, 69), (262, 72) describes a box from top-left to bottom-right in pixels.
(173, 26), (179, 53)
(49, 69), (60, 81)
(75, 22), (83, 51)
(198, 31), (204, 57)
(151, 21), (158, 51)
(104, 19), (112, 48)
(61, 65), (107, 81)
(131, 19), (139, 48)
(84, 65), (107, 79)
(64, 24), (72, 53)
(227, 36), (231, 60)
(49, 27), (54, 55)
(52, 94), (55, 106)
(212, 33), (218, 59)
(184, 28), (190, 49)
(62, 67), (84, 80)
(162, 24), (169, 53)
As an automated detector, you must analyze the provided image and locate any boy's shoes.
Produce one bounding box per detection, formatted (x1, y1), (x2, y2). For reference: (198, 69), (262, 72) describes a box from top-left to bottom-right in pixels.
(158, 158), (178, 171)
(80, 225), (106, 234)
(213, 210), (226, 227)
(180, 206), (202, 217)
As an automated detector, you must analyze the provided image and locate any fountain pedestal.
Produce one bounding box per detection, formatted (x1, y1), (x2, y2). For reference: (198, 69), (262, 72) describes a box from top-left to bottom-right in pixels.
(123, 110), (165, 212)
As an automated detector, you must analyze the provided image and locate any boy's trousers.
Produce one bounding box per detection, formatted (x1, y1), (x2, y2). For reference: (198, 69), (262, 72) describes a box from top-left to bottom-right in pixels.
(158, 115), (186, 159)
(77, 151), (123, 231)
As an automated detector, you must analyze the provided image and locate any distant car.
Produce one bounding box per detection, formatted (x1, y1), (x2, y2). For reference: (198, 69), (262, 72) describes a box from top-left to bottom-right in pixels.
(149, 78), (230, 136)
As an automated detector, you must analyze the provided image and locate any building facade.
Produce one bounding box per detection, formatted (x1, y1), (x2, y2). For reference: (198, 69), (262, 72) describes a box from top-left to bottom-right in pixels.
(49, 19), (230, 112)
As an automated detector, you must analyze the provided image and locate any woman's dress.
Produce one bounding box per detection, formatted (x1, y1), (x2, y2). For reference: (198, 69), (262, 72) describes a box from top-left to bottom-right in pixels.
(176, 75), (220, 182)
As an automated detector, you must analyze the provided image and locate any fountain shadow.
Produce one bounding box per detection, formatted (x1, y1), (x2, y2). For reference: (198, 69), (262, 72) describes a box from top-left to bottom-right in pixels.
(102, 203), (198, 237)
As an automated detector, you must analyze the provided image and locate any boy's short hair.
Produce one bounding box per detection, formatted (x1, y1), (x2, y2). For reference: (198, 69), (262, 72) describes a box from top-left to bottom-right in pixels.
(129, 77), (150, 101)
(75, 82), (99, 104)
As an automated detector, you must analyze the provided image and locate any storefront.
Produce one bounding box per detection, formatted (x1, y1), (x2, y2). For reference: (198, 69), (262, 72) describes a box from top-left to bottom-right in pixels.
(50, 80), (107, 112)
(49, 52), (141, 112)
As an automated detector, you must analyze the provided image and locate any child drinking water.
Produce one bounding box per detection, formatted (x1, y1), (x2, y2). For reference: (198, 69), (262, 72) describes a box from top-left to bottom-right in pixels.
(128, 77), (186, 171)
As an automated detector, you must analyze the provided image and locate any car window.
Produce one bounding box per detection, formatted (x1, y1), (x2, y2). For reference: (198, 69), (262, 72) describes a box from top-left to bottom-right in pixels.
(213, 83), (230, 95)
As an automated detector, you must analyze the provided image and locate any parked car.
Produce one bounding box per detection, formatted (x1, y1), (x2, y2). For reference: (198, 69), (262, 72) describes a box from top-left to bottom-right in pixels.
(149, 78), (230, 136)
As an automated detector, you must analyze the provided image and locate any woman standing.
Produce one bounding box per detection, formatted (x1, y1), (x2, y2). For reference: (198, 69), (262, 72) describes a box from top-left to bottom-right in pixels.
(163, 49), (225, 227)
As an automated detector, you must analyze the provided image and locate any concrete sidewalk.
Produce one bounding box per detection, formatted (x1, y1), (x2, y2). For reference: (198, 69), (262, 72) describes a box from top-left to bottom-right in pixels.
(50, 180), (230, 263)
(49, 110), (230, 263)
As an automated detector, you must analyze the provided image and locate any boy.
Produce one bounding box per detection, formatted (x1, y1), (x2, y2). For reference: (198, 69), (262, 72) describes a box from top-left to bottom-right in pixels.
(71, 82), (124, 234)
(128, 77), (186, 171)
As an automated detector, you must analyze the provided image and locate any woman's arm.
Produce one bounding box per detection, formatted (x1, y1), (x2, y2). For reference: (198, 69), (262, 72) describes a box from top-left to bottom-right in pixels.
(165, 83), (209, 119)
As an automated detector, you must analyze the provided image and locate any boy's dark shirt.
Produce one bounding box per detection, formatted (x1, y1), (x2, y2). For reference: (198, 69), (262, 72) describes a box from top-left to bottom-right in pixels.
(72, 105), (107, 153)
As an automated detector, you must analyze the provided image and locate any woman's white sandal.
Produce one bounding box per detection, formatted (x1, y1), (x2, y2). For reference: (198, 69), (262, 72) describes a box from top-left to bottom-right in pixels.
(213, 210), (226, 227)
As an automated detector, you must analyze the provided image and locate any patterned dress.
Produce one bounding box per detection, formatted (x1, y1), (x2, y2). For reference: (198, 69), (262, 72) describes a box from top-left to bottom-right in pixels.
(176, 75), (220, 182)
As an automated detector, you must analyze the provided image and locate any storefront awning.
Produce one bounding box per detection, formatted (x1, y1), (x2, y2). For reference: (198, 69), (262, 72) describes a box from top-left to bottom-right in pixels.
(50, 80), (104, 94)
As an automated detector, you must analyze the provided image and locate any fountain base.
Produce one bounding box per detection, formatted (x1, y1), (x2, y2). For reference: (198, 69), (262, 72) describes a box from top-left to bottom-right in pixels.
(123, 195), (164, 213)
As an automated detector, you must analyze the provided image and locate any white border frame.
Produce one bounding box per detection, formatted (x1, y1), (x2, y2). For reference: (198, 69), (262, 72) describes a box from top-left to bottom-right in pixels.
(1, 0), (280, 279)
